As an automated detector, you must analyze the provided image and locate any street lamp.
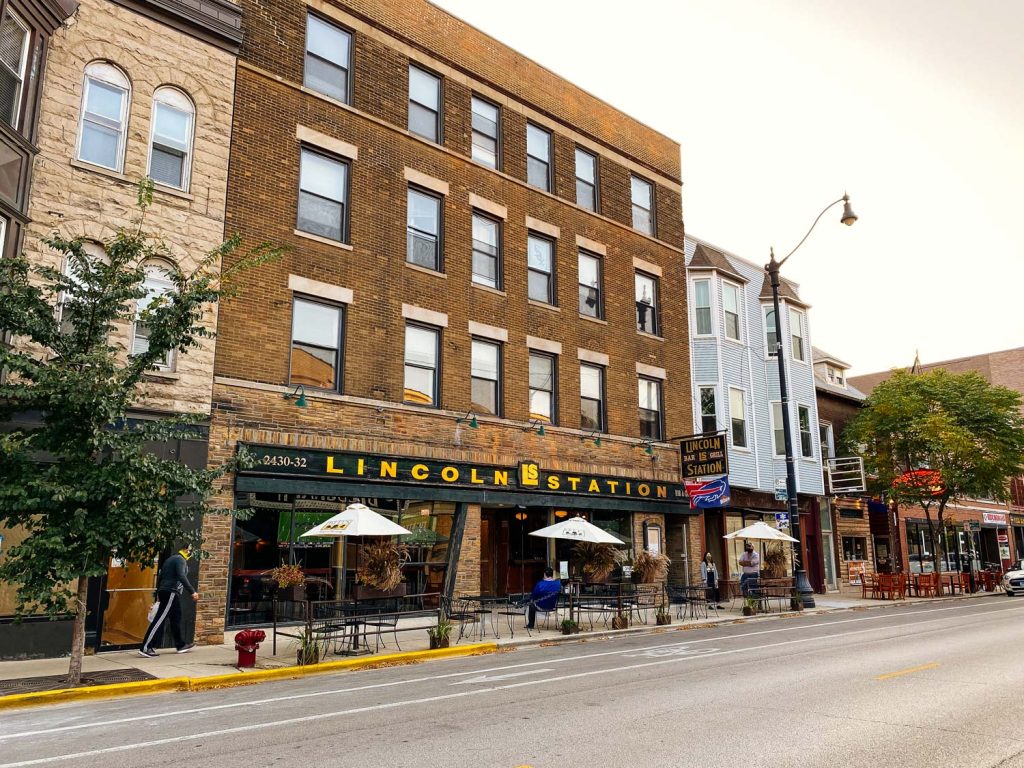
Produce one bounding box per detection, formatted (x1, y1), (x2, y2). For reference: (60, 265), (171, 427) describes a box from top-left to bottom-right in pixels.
(766, 194), (857, 608)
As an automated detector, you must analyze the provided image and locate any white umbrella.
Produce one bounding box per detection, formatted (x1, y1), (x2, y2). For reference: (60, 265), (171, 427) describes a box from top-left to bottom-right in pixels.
(529, 516), (624, 544)
(300, 503), (411, 598)
(723, 520), (798, 543)
(300, 503), (411, 538)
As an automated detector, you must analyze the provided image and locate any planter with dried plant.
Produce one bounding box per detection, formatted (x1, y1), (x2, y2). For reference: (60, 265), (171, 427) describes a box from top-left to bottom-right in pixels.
(633, 549), (671, 583)
(572, 542), (620, 583)
(356, 539), (411, 594)
(762, 543), (788, 579)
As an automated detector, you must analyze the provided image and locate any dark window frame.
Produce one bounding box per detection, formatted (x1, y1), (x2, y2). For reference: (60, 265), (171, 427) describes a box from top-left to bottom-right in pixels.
(630, 174), (656, 236)
(470, 336), (503, 417)
(527, 232), (556, 305)
(303, 11), (354, 105)
(638, 376), (663, 441)
(699, 385), (717, 435)
(635, 270), (660, 335)
(470, 94), (501, 170)
(797, 404), (814, 458)
(288, 294), (345, 393)
(408, 63), (443, 144)
(406, 184), (444, 272)
(578, 249), (603, 319)
(403, 321), (442, 408)
(471, 209), (502, 290)
(528, 350), (558, 426)
(580, 362), (606, 432)
(296, 144), (351, 244)
(526, 121), (552, 192)
(574, 146), (598, 212)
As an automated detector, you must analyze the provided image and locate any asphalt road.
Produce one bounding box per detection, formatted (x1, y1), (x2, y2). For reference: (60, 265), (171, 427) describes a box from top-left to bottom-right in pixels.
(3, 598), (1024, 768)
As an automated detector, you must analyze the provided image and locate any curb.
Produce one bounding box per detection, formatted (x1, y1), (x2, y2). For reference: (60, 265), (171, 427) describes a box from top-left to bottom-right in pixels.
(0, 642), (496, 711)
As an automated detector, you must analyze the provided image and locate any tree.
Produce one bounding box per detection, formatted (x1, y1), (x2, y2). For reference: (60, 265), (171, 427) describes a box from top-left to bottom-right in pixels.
(844, 369), (1024, 586)
(0, 181), (278, 684)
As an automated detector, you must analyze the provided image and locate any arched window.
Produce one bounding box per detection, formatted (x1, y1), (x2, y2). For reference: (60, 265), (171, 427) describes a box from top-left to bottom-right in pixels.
(148, 87), (194, 190)
(77, 62), (130, 172)
(59, 241), (107, 336)
(132, 260), (175, 370)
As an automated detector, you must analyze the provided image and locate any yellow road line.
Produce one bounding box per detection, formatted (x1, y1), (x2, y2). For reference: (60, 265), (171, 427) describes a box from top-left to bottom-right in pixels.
(876, 662), (940, 680)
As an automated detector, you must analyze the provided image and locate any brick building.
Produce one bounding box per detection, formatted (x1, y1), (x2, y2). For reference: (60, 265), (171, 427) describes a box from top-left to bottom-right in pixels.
(200, 0), (696, 642)
(850, 347), (1024, 583)
(0, 0), (242, 658)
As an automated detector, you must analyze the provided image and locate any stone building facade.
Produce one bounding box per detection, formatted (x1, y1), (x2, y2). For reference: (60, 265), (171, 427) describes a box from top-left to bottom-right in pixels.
(0, 0), (242, 657)
(199, 0), (697, 643)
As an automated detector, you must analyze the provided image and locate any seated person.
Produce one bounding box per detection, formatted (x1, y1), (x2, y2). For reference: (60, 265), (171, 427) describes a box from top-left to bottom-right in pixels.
(526, 567), (562, 629)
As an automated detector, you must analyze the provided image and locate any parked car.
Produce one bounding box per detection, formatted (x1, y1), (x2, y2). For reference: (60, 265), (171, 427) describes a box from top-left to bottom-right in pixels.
(1002, 561), (1024, 596)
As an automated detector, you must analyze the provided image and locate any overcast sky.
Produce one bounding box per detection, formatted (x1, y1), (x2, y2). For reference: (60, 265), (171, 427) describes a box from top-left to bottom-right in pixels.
(434, 0), (1024, 375)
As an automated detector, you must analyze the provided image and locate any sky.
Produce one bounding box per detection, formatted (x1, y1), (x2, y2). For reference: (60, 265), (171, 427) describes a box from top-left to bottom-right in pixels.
(433, 0), (1024, 375)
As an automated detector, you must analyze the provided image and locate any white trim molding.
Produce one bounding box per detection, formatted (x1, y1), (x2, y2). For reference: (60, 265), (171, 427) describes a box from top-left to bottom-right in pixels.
(296, 125), (358, 160)
(468, 320), (508, 342)
(526, 335), (562, 355)
(577, 347), (609, 366)
(403, 167), (449, 196)
(402, 303), (448, 327)
(288, 274), (353, 304)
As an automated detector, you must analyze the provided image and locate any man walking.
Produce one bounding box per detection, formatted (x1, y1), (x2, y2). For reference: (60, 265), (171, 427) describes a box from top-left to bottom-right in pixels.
(139, 545), (200, 657)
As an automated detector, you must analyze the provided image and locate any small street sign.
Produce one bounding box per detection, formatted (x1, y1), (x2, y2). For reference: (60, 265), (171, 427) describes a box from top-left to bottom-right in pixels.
(774, 512), (790, 529)
(774, 478), (788, 501)
(968, 520), (981, 532)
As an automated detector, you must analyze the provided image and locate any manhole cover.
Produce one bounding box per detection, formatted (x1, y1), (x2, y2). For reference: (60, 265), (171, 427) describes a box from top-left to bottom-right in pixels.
(0, 668), (157, 696)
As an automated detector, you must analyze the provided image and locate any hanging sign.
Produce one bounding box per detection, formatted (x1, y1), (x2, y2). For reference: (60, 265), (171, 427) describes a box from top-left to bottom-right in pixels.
(775, 478), (788, 501)
(679, 433), (728, 480)
(684, 476), (731, 509)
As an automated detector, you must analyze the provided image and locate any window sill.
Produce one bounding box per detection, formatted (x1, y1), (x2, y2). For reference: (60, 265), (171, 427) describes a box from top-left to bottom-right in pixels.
(528, 300), (559, 312)
(579, 314), (608, 326)
(70, 158), (130, 185)
(472, 282), (506, 297)
(153, 182), (194, 201)
(731, 445), (752, 454)
(637, 330), (664, 341)
(142, 370), (180, 382)
(405, 262), (447, 279)
(294, 229), (354, 251)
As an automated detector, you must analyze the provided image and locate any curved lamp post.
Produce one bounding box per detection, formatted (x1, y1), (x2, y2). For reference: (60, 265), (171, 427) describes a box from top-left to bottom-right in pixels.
(767, 194), (857, 607)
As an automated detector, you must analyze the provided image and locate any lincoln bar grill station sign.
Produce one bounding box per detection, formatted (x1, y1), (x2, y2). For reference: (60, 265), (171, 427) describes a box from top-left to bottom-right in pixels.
(243, 445), (685, 501)
(678, 433), (728, 480)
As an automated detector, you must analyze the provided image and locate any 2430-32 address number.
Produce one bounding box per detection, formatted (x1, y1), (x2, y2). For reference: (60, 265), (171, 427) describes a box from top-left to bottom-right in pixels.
(260, 454), (308, 468)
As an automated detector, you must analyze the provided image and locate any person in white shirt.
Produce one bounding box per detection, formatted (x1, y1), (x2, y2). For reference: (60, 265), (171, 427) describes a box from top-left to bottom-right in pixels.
(739, 542), (760, 595)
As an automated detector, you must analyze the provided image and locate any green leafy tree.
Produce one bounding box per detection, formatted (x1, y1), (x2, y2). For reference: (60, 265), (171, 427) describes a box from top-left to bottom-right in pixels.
(844, 369), (1024, 585)
(0, 181), (279, 684)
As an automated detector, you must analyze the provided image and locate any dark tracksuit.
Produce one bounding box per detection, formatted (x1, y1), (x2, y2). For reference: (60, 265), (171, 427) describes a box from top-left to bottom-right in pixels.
(141, 552), (196, 652)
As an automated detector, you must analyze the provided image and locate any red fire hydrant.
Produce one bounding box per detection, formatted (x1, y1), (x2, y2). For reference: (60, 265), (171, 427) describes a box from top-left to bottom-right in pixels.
(234, 629), (266, 668)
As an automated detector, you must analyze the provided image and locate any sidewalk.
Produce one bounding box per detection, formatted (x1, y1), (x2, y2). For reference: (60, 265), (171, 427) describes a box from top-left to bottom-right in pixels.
(0, 590), (999, 702)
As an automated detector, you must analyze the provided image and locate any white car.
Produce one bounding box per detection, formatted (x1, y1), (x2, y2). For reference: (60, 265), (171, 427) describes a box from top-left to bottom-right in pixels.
(1003, 561), (1024, 596)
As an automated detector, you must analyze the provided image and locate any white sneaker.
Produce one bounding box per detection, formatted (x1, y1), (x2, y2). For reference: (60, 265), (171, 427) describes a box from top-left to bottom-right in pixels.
(176, 643), (195, 654)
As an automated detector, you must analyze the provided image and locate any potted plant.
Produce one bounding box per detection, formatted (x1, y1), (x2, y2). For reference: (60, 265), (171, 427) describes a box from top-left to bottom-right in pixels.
(427, 617), (452, 649)
(790, 589), (805, 612)
(655, 603), (672, 626)
(572, 542), (619, 584)
(742, 596), (759, 616)
(610, 614), (629, 630)
(356, 540), (410, 599)
(269, 563), (306, 602)
(296, 626), (319, 666)
(560, 618), (579, 635)
(762, 544), (788, 580)
(633, 549), (671, 584)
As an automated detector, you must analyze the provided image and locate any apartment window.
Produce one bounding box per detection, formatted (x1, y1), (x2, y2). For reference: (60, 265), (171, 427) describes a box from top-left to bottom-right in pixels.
(826, 365), (845, 386)
(471, 212), (500, 289)
(722, 281), (741, 341)
(290, 297), (343, 391)
(471, 338), (501, 416)
(729, 387), (747, 448)
(639, 377), (663, 441)
(304, 14), (352, 104)
(527, 234), (554, 304)
(529, 352), (556, 424)
(699, 386), (717, 434)
(575, 147), (597, 211)
(819, 421), (834, 461)
(764, 306), (778, 356)
(77, 62), (130, 172)
(0, 10), (29, 127)
(297, 148), (348, 242)
(630, 175), (654, 235)
(471, 96), (499, 169)
(798, 405), (813, 458)
(693, 279), (712, 336)
(635, 271), (659, 335)
(580, 364), (604, 431)
(408, 65), (441, 143)
(404, 323), (439, 406)
(407, 187), (442, 271)
(59, 242), (107, 337)
(526, 122), (551, 191)
(578, 251), (602, 318)
(770, 402), (785, 456)
(131, 261), (175, 370)
(790, 308), (806, 361)
(148, 88), (194, 190)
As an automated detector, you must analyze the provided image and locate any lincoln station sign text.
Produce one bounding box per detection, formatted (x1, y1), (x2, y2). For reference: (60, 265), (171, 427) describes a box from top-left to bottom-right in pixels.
(242, 445), (684, 501)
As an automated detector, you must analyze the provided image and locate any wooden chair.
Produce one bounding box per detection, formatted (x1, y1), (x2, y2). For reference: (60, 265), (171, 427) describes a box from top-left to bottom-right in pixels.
(861, 574), (879, 599)
(917, 572), (939, 597)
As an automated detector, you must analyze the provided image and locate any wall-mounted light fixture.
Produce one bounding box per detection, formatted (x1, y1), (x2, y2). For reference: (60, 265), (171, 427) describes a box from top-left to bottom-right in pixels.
(283, 384), (308, 408)
(456, 412), (479, 429)
(514, 511), (528, 521)
(524, 419), (547, 436)
(580, 431), (602, 447)
(554, 509), (568, 519)
(639, 440), (655, 456)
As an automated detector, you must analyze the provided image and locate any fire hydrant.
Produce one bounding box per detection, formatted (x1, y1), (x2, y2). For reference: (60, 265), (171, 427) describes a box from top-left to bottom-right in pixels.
(234, 629), (266, 668)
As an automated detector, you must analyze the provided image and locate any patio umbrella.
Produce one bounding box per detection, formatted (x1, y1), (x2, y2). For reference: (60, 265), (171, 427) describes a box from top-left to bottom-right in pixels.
(529, 516), (625, 544)
(723, 520), (798, 543)
(301, 503), (412, 597)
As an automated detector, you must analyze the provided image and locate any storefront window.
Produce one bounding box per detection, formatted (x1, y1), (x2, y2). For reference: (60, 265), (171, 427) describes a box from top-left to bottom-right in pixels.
(842, 536), (867, 562)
